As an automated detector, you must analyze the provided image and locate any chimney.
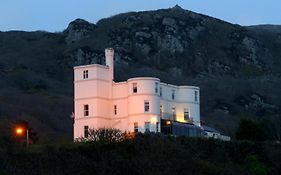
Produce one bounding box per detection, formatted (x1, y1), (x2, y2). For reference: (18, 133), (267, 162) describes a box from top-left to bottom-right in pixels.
(105, 48), (114, 80)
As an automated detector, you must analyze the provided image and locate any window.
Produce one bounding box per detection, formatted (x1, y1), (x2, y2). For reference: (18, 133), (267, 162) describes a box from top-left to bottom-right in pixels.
(114, 105), (117, 115)
(83, 70), (88, 79)
(172, 90), (175, 100)
(155, 82), (159, 93)
(195, 91), (198, 102)
(156, 122), (159, 132)
(184, 108), (190, 121)
(84, 104), (89, 116)
(133, 83), (137, 93)
(84, 126), (89, 138)
(144, 101), (150, 112)
(160, 105), (163, 118)
(134, 122), (138, 133)
(160, 87), (162, 97)
(145, 122), (150, 132)
(172, 107), (176, 121)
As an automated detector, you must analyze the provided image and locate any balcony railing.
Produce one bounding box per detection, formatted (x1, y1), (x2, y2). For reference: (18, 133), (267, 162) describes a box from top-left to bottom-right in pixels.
(160, 112), (194, 123)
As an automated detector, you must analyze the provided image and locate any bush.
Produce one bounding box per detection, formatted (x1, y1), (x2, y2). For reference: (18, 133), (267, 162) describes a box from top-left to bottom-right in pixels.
(75, 128), (124, 143)
(236, 118), (266, 141)
(244, 155), (268, 175)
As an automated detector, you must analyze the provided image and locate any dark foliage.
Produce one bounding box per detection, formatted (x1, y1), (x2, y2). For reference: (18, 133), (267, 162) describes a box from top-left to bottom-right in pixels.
(235, 118), (266, 141)
(0, 6), (281, 143)
(0, 134), (280, 175)
(75, 128), (124, 143)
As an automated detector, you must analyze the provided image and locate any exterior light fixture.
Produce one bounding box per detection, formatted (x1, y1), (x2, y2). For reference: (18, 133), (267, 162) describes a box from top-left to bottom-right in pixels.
(15, 127), (24, 135)
(15, 126), (29, 146)
(151, 117), (157, 124)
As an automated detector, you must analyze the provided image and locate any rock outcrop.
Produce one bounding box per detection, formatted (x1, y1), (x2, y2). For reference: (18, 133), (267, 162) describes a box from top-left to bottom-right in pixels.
(0, 6), (281, 139)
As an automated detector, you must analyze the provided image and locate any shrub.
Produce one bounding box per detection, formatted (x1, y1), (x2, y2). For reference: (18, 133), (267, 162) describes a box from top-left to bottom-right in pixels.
(75, 128), (124, 143)
(236, 118), (266, 141)
(244, 155), (268, 175)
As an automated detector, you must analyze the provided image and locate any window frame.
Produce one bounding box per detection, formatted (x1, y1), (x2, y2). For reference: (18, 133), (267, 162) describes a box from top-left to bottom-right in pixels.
(83, 70), (88, 79)
(145, 122), (150, 132)
(172, 106), (176, 121)
(84, 104), (89, 116)
(156, 122), (159, 132)
(133, 83), (138, 93)
(155, 82), (159, 93)
(195, 91), (198, 102)
(160, 105), (163, 118)
(84, 125), (89, 138)
(144, 100), (150, 112)
(134, 122), (138, 133)
(172, 89), (175, 100)
(184, 108), (190, 121)
(114, 105), (117, 115)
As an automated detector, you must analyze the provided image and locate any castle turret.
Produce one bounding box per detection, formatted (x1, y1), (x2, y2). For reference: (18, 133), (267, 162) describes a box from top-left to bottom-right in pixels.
(105, 48), (114, 81)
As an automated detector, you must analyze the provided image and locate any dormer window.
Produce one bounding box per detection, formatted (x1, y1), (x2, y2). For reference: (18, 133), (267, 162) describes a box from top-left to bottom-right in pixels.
(83, 70), (88, 79)
(133, 83), (137, 93)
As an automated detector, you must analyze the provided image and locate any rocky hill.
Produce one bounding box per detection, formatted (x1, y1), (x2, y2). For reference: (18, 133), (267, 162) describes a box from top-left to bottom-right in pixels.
(0, 6), (281, 142)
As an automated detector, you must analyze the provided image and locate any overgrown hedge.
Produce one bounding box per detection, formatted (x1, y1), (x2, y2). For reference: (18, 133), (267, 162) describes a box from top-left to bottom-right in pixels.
(0, 134), (280, 175)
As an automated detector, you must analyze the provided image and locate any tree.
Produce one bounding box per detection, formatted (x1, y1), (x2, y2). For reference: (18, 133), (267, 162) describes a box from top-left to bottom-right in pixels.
(235, 118), (266, 141)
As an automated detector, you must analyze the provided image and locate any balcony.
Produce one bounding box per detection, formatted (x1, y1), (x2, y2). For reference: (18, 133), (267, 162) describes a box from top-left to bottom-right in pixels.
(160, 119), (203, 137)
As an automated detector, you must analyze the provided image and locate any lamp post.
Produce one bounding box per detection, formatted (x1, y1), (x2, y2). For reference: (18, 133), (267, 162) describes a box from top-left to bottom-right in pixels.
(15, 127), (29, 146)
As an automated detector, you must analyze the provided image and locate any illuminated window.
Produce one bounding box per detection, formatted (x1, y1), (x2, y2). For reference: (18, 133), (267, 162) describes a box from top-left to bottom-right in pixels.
(156, 122), (159, 132)
(83, 70), (88, 79)
(84, 126), (89, 138)
(134, 122), (138, 133)
(145, 122), (150, 132)
(84, 104), (89, 116)
(160, 87), (162, 97)
(160, 105), (163, 118)
(195, 91), (198, 102)
(184, 108), (190, 121)
(172, 90), (175, 100)
(155, 82), (159, 93)
(114, 105), (117, 115)
(172, 107), (176, 121)
(133, 83), (137, 93)
(144, 101), (150, 112)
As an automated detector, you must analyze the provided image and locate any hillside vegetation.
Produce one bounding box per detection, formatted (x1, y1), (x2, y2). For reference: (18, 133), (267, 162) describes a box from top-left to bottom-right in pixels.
(1, 133), (281, 175)
(0, 6), (281, 141)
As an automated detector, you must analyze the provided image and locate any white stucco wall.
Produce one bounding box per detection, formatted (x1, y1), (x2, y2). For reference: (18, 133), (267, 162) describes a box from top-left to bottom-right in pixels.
(73, 48), (201, 140)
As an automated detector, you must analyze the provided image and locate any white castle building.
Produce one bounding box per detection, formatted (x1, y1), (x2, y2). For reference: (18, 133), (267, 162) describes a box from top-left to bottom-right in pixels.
(73, 48), (201, 140)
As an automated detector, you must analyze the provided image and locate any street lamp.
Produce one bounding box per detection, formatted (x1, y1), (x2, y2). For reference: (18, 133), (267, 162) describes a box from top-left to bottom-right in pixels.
(15, 126), (29, 146)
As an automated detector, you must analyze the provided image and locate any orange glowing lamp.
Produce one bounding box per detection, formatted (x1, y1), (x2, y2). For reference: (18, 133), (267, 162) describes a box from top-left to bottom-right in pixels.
(166, 120), (171, 125)
(15, 127), (24, 135)
(14, 126), (29, 146)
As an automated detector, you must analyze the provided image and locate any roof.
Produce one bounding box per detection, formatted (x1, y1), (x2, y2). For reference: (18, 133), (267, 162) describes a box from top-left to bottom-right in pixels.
(202, 125), (220, 134)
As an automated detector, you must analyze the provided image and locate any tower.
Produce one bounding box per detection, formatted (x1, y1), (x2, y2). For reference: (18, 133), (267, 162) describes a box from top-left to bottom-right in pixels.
(73, 48), (114, 140)
(105, 48), (114, 81)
